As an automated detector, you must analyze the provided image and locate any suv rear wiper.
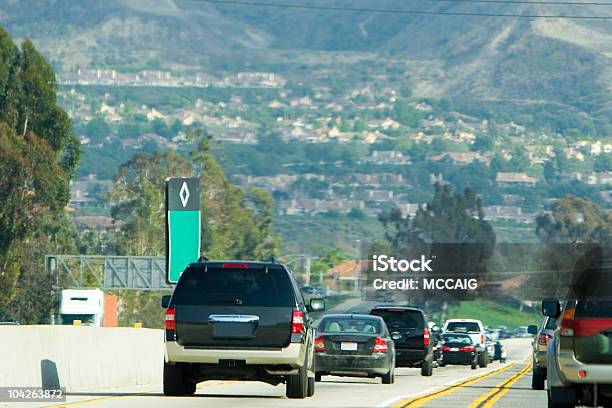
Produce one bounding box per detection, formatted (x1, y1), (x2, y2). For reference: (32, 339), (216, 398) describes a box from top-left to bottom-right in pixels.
(212, 298), (243, 305)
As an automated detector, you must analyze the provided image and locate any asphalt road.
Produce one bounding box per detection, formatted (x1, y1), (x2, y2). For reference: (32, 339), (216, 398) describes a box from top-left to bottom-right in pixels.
(32, 338), (544, 408)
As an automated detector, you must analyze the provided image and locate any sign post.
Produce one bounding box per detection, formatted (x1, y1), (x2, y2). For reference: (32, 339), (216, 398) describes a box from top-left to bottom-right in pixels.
(166, 177), (201, 284)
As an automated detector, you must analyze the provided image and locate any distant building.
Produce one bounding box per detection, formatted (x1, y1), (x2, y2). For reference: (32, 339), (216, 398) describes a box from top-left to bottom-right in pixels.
(496, 172), (538, 187)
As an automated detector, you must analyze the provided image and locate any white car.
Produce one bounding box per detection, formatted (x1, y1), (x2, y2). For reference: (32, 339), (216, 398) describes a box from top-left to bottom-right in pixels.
(443, 319), (489, 367)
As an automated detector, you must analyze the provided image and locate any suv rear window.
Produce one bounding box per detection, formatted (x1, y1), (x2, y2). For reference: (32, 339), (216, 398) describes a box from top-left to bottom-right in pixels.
(371, 309), (424, 329)
(171, 265), (295, 307)
(575, 300), (612, 318)
(320, 317), (382, 334)
(446, 322), (481, 332)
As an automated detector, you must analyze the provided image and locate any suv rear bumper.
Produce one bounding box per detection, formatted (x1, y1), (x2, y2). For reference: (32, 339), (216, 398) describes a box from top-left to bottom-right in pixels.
(396, 349), (429, 366)
(165, 341), (306, 367)
(557, 351), (612, 384)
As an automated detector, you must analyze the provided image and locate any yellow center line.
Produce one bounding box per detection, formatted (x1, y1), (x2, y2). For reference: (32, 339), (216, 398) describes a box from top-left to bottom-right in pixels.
(479, 364), (532, 408)
(392, 363), (516, 408)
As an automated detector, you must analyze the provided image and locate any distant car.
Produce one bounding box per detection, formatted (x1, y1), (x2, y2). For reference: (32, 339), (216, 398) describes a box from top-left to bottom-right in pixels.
(439, 333), (479, 369)
(370, 306), (434, 376)
(528, 316), (557, 390)
(485, 334), (495, 362)
(443, 319), (488, 368)
(544, 298), (612, 407)
(514, 326), (530, 338)
(314, 314), (395, 384)
(493, 341), (507, 363)
(301, 285), (317, 295)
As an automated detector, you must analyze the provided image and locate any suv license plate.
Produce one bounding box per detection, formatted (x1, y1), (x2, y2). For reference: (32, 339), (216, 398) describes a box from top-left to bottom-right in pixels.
(341, 342), (358, 351)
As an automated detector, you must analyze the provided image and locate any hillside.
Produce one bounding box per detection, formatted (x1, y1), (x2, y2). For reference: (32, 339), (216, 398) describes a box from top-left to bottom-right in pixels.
(2, 0), (611, 130)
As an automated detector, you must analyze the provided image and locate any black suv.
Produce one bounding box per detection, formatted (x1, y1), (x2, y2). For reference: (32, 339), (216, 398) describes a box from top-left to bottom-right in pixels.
(370, 306), (434, 376)
(161, 261), (324, 399)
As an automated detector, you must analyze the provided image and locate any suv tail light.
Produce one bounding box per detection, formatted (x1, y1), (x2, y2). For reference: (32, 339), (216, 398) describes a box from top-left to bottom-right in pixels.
(373, 337), (388, 353)
(440, 345), (451, 351)
(423, 327), (430, 346)
(560, 305), (576, 337)
(481, 334), (485, 345)
(314, 336), (326, 351)
(165, 308), (176, 331)
(291, 310), (304, 334)
(460, 346), (476, 352)
(538, 333), (552, 346)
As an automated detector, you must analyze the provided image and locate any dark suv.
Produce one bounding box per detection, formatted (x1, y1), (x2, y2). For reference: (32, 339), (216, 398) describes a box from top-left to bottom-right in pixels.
(161, 261), (324, 399)
(369, 306), (434, 376)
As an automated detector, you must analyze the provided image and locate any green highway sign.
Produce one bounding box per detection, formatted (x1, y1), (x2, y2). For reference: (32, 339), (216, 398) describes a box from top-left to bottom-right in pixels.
(166, 177), (201, 284)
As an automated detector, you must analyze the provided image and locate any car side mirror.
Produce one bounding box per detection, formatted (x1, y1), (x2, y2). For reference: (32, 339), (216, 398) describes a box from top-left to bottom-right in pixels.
(527, 324), (538, 335)
(542, 298), (560, 318)
(309, 298), (325, 312)
(161, 295), (171, 309)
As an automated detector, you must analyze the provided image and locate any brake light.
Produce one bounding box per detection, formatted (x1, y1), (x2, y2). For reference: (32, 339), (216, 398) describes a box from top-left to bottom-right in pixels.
(481, 334), (485, 344)
(574, 318), (612, 337)
(560, 306), (576, 337)
(538, 333), (552, 346)
(222, 263), (249, 269)
(423, 327), (430, 346)
(460, 346), (476, 352)
(314, 336), (326, 351)
(165, 308), (176, 331)
(373, 337), (388, 353)
(440, 345), (451, 351)
(291, 310), (304, 334)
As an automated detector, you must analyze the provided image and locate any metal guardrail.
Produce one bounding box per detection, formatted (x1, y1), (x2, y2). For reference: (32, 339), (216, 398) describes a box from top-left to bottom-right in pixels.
(45, 255), (172, 290)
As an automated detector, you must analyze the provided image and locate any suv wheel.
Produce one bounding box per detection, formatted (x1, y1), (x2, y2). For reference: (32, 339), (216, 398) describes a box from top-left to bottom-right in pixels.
(164, 362), (188, 396)
(531, 368), (545, 390)
(471, 358), (478, 370)
(478, 352), (488, 368)
(421, 359), (433, 376)
(286, 360), (308, 398)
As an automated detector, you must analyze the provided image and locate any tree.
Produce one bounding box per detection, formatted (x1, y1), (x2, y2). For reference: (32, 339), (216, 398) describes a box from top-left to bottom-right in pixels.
(594, 154), (612, 172)
(0, 30), (80, 319)
(471, 135), (495, 152)
(108, 131), (279, 327)
(85, 117), (110, 144)
(394, 100), (422, 128)
(536, 196), (612, 244)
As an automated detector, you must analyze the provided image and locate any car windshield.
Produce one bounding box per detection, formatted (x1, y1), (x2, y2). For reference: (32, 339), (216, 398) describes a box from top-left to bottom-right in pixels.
(446, 322), (481, 333)
(319, 317), (381, 334)
(172, 266), (295, 307)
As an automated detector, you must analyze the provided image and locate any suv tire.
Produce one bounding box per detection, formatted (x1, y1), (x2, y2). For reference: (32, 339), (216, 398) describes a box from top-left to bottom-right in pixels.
(471, 359), (478, 370)
(164, 362), (187, 396)
(382, 367), (395, 384)
(421, 359), (433, 376)
(478, 352), (488, 368)
(532, 368), (545, 390)
(286, 360), (308, 398)
(307, 376), (315, 397)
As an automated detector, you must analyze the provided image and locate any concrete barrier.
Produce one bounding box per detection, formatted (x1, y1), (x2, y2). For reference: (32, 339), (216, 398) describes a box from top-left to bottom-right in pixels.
(0, 326), (163, 391)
